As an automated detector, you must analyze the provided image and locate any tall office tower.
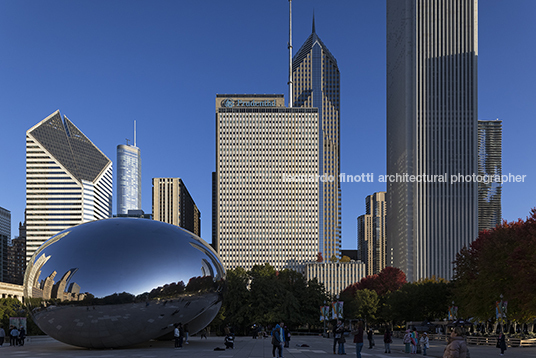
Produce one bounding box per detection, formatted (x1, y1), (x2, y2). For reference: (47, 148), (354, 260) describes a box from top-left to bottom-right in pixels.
(215, 94), (319, 272)
(0, 207), (9, 282)
(386, 0), (478, 281)
(292, 19), (341, 261)
(478, 120), (502, 232)
(152, 178), (201, 236)
(0, 206), (10, 238)
(26, 111), (113, 262)
(357, 192), (387, 276)
(117, 142), (141, 215)
(6, 220), (26, 285)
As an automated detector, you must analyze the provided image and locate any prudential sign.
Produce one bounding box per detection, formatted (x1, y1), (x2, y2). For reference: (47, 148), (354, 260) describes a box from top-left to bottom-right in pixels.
(221, 98), (276, 108)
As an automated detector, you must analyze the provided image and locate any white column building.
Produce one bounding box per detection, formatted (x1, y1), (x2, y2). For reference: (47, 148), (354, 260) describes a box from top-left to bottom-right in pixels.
(26, 111), (113, 261)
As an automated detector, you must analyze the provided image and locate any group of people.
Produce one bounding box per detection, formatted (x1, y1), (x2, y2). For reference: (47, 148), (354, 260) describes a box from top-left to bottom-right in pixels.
(172, 323), (189, 349)
(403, 327), (429, 355)
(0, 325), (26, 347)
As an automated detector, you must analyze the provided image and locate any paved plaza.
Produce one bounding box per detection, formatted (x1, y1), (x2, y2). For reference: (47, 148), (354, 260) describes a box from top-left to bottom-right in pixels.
(1, 334), (535, 358)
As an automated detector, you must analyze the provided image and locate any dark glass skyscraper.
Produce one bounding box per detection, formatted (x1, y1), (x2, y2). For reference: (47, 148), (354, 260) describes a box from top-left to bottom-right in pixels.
(292, 18), (341, 261)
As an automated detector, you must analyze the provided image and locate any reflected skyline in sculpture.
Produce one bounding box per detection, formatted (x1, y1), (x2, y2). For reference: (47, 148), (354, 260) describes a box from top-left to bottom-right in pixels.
(23, 218), (225, 349)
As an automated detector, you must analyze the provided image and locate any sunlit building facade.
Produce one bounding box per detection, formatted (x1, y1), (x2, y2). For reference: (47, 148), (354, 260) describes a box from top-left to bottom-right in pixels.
(358, 192), (387, 276)
(117, 144), (141, 215)
(215, 94), (320, 272)
(292, 20), (341, 261)
(26, 111), (113, 262)
(152, 178), (200, 236)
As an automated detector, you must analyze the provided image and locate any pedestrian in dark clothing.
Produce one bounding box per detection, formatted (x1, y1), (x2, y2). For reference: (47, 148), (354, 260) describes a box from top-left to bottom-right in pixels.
(497, 332), (507, 355)
(367, 328), (374, 349)
(224, 332), (235, 349)
(18, 327), (25, 346)
(334, 320), (344, 354)
(284, 326), (291, 347)
(383, 328), (392, 353)
(173, 323), (184, 349)
(351, 321), (365, 358)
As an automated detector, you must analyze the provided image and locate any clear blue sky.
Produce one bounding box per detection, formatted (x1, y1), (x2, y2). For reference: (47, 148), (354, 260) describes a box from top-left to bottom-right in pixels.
(1, 1), (535, 250)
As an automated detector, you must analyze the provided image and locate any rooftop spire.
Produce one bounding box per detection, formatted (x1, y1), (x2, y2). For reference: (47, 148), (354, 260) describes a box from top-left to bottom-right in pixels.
(312, 11), (316, 33)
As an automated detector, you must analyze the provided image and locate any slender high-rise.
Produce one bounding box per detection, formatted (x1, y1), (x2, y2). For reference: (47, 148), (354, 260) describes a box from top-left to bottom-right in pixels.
(26, 111), (113, 261)
(152, 178), (201, 236)
(357, 192), (387, 276)
(117, 124), (141, 215)
(292, 17), (341, 261)
(478, 120), (502, 232)
(386, 0), (478, 281)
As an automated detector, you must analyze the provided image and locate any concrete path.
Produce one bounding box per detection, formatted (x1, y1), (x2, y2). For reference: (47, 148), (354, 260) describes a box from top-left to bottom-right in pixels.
(0, 334), (532, 357)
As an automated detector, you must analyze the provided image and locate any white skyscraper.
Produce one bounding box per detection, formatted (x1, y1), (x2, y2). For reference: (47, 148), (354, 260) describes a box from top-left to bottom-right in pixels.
(26, 111), (113, 261)
(386, 0), (478, 281)
(117, 130), (141, 215)
(215, 94), (320, 272)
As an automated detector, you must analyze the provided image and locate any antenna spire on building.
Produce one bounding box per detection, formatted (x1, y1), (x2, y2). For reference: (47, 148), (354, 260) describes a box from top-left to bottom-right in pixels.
(288, 0), (293, 108)
(134, 120), (137, 147)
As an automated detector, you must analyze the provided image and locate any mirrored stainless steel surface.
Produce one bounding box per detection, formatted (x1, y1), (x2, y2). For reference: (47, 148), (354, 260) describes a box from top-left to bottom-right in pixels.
(23, 218), (225, 348)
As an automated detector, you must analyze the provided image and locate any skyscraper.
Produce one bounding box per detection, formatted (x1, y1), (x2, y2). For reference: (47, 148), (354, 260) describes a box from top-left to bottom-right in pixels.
(386, 0), (478, 281)
(214, 94), (320, 272)
(292, 18), (341, 261)
(357, 192), (387, 276)
(26, 111), (113, 261)
(478, 120), (502, 232)
(152, 178), (201, 236)
(117, 137), (141, 215)
(0, 206), (10, 282)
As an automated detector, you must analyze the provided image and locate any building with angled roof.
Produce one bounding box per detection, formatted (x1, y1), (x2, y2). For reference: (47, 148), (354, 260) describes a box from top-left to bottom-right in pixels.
(292, 17), (341, 262)
(26, 111), (113, 261)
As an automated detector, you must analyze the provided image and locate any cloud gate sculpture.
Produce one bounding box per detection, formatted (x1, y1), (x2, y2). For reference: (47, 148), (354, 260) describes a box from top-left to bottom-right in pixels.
(23, 218), (225, 348)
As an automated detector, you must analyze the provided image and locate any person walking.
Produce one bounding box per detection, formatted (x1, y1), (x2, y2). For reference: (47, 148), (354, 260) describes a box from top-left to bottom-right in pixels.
(17, 326), (25, 346)
(410, 327), (418, 354)
(10, 326), (19, 346)
(351, 321), (364, 358)
(0, 326), (5, 347)
(403, 329), (412, 353)
(367, 328), (374, 349)
(184, 323), (189, 344)
(271, 323), (284, 358)
(383, 328), (392, 353)
(497, 331), (507, 355)
(338, 322), (348, 355)
(173, 323), (184, 349)
(334, 320), (344, 354)
(443, 327), (468, 358)
(419, 332), (429, 356)
(284, 326), (291, 348)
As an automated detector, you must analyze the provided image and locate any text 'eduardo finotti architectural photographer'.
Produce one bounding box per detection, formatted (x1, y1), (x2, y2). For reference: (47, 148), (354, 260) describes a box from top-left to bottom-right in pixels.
(282, 172), (527, 184)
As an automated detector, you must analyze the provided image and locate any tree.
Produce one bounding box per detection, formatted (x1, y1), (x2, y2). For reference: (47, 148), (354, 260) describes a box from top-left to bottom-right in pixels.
(340, 255), (351, 263)
(452, 209), (536, 323)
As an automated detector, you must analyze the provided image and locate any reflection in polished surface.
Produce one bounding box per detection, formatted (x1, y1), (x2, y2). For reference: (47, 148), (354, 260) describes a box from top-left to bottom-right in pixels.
(23, 218), (225, 348)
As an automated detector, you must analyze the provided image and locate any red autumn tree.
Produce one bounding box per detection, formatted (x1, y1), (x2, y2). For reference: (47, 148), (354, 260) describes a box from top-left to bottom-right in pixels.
(453, 208), (536, 323)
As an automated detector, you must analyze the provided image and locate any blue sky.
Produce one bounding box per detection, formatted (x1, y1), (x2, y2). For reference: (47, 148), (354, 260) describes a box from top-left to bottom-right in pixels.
(1, 0), (535, 250)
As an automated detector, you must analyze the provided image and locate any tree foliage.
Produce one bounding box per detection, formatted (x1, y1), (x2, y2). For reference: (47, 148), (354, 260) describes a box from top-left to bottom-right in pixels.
(452, 209), (536, 323)
(217, 264), (329, 334)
